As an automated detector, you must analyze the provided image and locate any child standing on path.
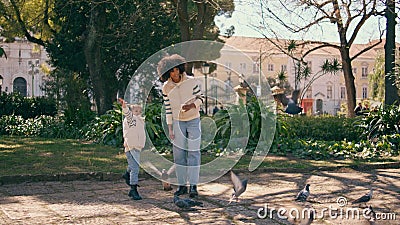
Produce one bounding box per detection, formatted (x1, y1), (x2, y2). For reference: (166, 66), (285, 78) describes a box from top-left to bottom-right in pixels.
(118, 98), (146, 200)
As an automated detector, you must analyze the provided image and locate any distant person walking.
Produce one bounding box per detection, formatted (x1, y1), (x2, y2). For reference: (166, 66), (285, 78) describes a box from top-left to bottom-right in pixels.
(158, 54), (204, 198)
(119, 98), (146, 200)
(213, 105), (219, 116)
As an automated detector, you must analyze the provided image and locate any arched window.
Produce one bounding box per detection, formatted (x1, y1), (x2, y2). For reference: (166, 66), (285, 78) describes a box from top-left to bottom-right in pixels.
(13, 77), (27, 97)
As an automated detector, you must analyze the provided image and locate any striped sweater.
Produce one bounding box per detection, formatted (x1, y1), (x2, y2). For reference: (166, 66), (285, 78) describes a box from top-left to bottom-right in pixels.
(162, 73), (204, 125)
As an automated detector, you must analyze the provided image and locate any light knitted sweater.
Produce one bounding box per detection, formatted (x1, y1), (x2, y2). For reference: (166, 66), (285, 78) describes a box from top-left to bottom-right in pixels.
(122, 106), (146, 152)
(162, 73), (204, 125)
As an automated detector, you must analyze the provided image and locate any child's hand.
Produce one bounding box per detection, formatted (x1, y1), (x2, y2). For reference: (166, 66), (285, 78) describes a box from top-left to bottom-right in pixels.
(168, 125), (174, 140)
(118, 98), (126, 108)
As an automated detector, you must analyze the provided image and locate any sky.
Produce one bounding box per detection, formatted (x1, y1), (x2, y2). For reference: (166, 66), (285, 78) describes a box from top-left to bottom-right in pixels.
(215, 0), (400, 44)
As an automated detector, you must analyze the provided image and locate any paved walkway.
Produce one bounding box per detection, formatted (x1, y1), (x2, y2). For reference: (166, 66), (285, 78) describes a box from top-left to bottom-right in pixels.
(0, 168), (399, 225)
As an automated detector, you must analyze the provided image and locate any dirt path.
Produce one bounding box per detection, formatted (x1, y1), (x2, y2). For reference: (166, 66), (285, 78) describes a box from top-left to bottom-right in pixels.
(0, 168), (398, 224)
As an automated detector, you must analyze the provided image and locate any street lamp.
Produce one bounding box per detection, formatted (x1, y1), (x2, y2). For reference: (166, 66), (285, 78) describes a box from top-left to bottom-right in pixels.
(29, 59), (40, 97)
(0, 75), (3, 93)
(201, 62), (210, 115)
(213, 75), (217, 105)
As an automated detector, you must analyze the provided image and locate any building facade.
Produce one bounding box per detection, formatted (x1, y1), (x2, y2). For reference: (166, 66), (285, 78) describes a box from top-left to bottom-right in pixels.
(205, 36), (388, 115)
(0, 39), (49, 97)
(1, 37), (392, 116)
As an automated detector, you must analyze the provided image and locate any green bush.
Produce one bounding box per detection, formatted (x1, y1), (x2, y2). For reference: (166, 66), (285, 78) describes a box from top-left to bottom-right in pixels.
(82, 102), (123, 146)
(281, 115), (362, 141)
(272, 134), (399, 160)
(210, 97), (276, 154)
(145, 102), (171, 153)
(82, 101), (172, 151)
(0, 92), (57, 118)
(357, 104), (400, 139)
(0, 114), (81, 138)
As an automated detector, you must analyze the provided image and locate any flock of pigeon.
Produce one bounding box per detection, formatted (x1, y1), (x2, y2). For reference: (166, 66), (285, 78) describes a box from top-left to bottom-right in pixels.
(170, 170), (375, 223)
(294, 183), (376, 222)
(295, 183), (374, 205)
(172, 171), (247, 211)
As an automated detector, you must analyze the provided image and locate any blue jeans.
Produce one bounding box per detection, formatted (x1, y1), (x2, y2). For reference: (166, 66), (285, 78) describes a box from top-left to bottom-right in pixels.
(172, 117), (201, 186)
(126, 149), (140, 185)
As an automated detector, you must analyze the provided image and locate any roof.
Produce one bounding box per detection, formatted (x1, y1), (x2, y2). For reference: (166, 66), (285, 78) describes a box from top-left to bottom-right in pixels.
(220, 36), (392, 59)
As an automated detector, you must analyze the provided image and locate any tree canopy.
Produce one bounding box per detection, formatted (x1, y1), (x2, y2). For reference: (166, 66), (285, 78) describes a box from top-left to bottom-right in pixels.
(1, 0), (235, 115)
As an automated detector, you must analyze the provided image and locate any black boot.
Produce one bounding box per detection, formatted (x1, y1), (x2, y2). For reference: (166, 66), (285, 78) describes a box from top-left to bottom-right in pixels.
(128, 185), (142, 200)
(189, 185), (198, 198)
(174, 186), (188, 196)
(122, 171), (130, 186)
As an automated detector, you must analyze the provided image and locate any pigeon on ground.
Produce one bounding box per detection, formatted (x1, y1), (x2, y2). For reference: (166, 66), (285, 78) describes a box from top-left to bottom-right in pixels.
(173, 195), (203, 210)
(295, 184), (310, 202)
(145, 162), (175, 191)
(352, 189), (373, 204)
(228, 170), (248, 204)
(273, 90), (303, 115)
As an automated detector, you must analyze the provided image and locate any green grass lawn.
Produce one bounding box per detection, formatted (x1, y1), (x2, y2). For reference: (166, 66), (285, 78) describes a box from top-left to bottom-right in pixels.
(0, 136), (398, 176)
(0, 136), (126, 176)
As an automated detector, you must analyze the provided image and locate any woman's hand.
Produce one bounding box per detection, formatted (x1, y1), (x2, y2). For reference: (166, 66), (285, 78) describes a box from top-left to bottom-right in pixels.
(182, 103), (196, 112)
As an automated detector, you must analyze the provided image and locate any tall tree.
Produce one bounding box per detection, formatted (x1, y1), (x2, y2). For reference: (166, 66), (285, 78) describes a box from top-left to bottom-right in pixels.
(0, 0), (54, 45)
(48, 0), (182, 114)
(173, 0), (234, 41)
(257, 0), (386, 117)
(384, 0), (399, 105)
(1, 0), (181, 115)
(369, 53), (386, 102)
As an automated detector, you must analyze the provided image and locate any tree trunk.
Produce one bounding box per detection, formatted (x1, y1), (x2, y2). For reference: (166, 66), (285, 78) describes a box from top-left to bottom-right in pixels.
(333, 0), (356, 118)
(384, 0), (399, 105)
(175, 0), (190, 41)
(192, 2), (207, 40)
(340, 48), (356, 118)
(84, 4), (110, 115)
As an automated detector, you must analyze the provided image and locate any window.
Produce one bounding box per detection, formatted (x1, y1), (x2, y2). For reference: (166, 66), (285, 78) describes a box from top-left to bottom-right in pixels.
(362, 67), (368, 78)
(352, 68), (357, 75)
(281, 64), (287, 72)
(239, 63), (246, 72)
(362, 86), (368, 99)
(340, 87), (346, 99)
(327, 85), (332, 99)
(267, 64), (274, 71)
(253, 62), (260, 73)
